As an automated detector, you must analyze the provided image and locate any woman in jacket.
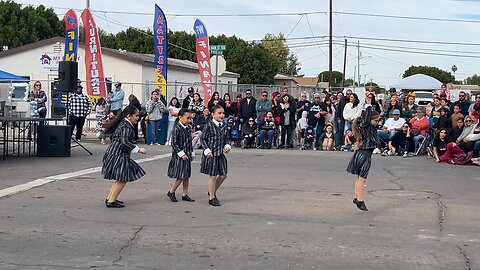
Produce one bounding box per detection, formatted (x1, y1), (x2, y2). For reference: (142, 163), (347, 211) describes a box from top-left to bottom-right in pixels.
(278, 94), (296, 148)
(146, 91), (165, 145)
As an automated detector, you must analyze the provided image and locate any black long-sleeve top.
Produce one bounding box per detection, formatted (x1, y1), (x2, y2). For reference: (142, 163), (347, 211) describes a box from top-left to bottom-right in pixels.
(358, 106), (378, 150)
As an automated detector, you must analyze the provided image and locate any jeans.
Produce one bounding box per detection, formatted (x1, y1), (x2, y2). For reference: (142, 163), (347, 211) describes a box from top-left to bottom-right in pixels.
(413, 135), (425, 150)
(314, 125), (325, 148)
(280, 124), (293, 146)
(336, 119), (345, 146)
(147, 120), (161, 144)
(474, 141), (480, 158)
(167, 120), (175, 143)
(344, 120), (352, 134)
(259, 129), (275, 145)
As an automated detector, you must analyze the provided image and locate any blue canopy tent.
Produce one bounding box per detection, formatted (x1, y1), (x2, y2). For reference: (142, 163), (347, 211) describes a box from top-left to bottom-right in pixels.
(0, 70), (27, 82)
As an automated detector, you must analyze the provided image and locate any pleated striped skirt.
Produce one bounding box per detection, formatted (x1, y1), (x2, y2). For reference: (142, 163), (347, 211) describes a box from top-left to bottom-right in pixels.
(346, 149), (373, 179)
(200, 154), (228, 176)
(167, 156), (191, 180)
(102, 152), (146, 182)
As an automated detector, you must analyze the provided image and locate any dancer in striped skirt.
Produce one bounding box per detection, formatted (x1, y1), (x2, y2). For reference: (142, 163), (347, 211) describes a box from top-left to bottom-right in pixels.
(167, 109), (195, 202)
(346, 97), (381, 211)
(200, 105), (231, 207)
(102, 106), (147, 208)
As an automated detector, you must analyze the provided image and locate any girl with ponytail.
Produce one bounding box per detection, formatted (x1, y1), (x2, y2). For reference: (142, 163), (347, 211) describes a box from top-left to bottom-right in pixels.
(166, 109), (196, 203)
(102, 105), (147, 208)
(346, 97), (381, 211)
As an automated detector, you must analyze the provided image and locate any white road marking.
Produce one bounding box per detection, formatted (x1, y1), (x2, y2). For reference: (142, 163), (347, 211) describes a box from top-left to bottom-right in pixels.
(0, 153), (171, 198)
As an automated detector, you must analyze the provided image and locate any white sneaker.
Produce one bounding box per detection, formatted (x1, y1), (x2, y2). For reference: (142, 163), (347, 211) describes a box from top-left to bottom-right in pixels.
(373, 148), (381, 154)
(403, 152), (408, 158)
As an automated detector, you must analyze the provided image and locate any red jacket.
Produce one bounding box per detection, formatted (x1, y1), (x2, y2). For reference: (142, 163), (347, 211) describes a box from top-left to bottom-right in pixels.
(410, 116), (430, 137)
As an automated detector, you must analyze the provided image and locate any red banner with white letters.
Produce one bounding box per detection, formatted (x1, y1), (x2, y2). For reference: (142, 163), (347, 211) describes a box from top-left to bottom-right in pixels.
(81, 9), (106, 101)
(193, 19), (212, 106)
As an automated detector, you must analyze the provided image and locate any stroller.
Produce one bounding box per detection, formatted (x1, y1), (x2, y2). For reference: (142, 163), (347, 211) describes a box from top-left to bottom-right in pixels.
(301, 126), (315, 150)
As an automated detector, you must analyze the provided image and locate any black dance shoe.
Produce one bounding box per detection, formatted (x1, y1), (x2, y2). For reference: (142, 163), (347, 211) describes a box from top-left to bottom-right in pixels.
(167, 191), (178, 202)
(209, 198), (221, 206)
(106, 201), (125, 208)
(105, 199), (124, 206)
(353, 198), (359, 206)
(356, 200), (368, 211)
(182, 195), (195, 202)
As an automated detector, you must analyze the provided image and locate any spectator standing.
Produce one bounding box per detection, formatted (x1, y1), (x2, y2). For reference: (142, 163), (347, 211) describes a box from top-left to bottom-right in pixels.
(232, 94), (242, 118)
(278, 94), (296, 148)
(271, 91), (281, 124)
(450, 91), (470, 117)
(27, 81), (47, 119)
(146, 91), (164, 145)
(182, 87), (195, 109)
(128, 94), (142, 142)
(324, 94), (336, 125)
(335, 90), (349, 143)
(343, 93), (362, 133)
(223, 93), (235, 118)
(109, 82), (125, 115)
(296, 93), (311, 121)
(188, 93), (205, 124)
(255, 90), (272, 124)
(68, 85), (92, 141)
(383, 88), (398, 113)
(207, 91), (225, 112)
(167, 97), (181, 145)
(307, 93), (328, 150)
(385, 98), (402, 118)
(239, 89), (257, 124)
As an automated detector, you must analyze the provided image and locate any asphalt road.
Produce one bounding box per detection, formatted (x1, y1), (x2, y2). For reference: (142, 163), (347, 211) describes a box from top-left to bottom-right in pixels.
(0, 143), (479, 270)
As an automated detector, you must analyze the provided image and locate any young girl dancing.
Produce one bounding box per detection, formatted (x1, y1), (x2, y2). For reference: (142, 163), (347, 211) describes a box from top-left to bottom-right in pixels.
(102, 106), (146, 208)
(166, 109), (195, 203)
(346, 98), (381, 211)
(200, 105), (231, 207)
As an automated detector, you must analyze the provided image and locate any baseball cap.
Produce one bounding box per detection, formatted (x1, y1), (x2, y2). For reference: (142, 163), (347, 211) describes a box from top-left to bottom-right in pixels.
(114, 82), (121, 87)
(389, 88), (396, 92)
(393, 109), (401, 115)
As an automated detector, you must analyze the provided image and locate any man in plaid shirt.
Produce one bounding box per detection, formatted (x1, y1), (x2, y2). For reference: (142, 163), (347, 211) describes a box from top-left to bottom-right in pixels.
(68, 85), (92, 141)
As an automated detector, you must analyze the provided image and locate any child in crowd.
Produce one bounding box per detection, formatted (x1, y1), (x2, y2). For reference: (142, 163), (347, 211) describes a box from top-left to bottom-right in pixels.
(346, 98), (381, 211)
(297, 111), (308, 146)
(436, 107), (452, 129)
(200, 105), (231, 207)
(450, 105), (464, 129)
(319, 123), (335, 151)
(302, 126), (315, 149)
(102, 106), (146, 208)
(166, 109), (195, 203)
(342, 129), (355, 152)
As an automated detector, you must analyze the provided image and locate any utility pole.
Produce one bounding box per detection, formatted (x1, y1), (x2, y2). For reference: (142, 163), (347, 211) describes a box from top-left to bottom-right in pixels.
(86, 0), (90, 9)
(328, 0), (333, 91)
(357, 41), (360, 87)
(342, 38), (347, 88)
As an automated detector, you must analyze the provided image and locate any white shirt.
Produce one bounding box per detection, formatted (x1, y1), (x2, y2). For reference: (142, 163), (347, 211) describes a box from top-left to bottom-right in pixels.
(168, 106), (180, 122)
(384, 117), (406, 131)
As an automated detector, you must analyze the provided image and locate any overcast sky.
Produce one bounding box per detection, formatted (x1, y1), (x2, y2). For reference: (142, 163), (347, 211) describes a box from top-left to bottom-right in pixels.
(19, 0), (480, 87)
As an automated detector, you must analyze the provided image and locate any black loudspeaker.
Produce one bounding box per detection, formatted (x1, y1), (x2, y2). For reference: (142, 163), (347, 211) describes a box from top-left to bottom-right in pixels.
(58, 61), (78, 92)
(37, 125), (71, 157)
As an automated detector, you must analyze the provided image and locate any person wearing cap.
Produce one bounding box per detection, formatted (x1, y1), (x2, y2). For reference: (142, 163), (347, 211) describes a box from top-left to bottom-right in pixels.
(68, 84), (92, 141)
(108, 82), (125, 115)
(376, 108), (406, 149)
(182, 87), (195, 109)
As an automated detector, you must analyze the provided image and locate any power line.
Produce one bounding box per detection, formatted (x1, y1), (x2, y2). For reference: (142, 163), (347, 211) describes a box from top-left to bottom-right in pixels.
(17, 3), (326, 17)
(286, 14), (304, 38)
(334, 11), (480, 24)
(336, 35), (480, 46)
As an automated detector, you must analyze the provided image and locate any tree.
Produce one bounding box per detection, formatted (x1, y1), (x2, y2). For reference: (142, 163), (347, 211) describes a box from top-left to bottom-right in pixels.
(0, 1), (63, 50)
(403, 65), (455, 84)
(262, 33), (300, 76)
(464, 74), (480, 85)
(344, 78), (355, 87)
(318, 71), (343, 87)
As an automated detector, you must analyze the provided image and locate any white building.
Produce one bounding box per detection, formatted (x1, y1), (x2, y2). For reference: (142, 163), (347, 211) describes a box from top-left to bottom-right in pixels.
(0, 37), (239, 117)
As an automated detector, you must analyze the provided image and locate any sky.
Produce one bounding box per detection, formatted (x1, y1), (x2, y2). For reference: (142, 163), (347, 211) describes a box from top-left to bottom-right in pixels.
(17, 0), (480, 87)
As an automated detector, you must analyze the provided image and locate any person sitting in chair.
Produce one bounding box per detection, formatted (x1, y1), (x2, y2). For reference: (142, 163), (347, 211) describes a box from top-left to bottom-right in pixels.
(242, 118), (257, 148)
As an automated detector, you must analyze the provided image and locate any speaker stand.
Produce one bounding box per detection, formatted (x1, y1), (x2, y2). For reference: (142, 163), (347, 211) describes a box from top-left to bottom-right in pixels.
(71, 137), (93, 155)
(66, 92), (92, 156)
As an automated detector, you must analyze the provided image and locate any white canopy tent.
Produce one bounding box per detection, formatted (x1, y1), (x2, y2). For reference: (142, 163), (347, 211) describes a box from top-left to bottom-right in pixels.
(390, 74), (443, 90)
